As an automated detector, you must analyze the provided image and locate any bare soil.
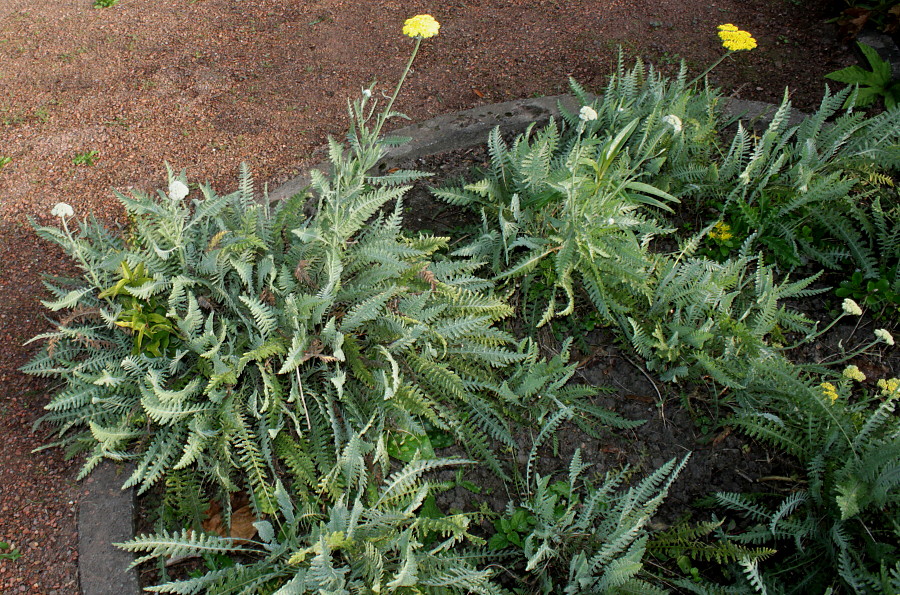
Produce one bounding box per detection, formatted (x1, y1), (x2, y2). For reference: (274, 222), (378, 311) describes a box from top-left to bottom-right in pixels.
(0, 0), (862, 592)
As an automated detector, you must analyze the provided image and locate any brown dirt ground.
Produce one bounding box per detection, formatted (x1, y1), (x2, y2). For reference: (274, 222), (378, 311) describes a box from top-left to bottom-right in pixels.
(0, 0), (858, 592)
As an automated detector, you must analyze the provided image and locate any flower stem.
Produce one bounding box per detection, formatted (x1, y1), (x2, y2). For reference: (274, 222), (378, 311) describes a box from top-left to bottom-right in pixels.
(781, 313), (849, 351)
(372, 37), (422, 141)
(687, 51), (732, 87)
(61, 218), (103, 291)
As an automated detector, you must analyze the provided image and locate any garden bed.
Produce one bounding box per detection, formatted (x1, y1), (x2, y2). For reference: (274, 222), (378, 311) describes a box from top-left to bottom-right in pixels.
(114, 83), (898, 590)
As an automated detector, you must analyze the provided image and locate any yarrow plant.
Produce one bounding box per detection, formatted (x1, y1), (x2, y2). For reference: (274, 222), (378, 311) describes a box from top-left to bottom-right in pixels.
(21, 11), (900, 594)
(662, 113), (682, 133)
(364, 14), (441, 143)
(820, 381), (840, 403)
(708, 221), (733, 241)
(875, 328), (895, 346)
(578, 105), (598, 122)
(167, 179), (189, 202)
(51, 202), (74, 219)
(878, 377), (899, 395)
(842, 364), (866, 382)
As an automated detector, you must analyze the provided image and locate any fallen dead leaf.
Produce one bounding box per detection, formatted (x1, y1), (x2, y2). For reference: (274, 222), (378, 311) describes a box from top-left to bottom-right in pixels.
(837, 7), (871, 41)
(711, 426), (732, 447)
(887, 5), (900, 34)
(202, 492), (259, 544)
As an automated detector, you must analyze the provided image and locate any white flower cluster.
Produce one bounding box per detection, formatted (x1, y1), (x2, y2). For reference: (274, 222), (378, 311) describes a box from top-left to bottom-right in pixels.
(662, 114), (682, 133)
(841, 298), (862, 316)
(579, 105), (598, 122)
(51, 202), (74, 218)
(875, 328), (895, 346)
(168, 180), (189, 201)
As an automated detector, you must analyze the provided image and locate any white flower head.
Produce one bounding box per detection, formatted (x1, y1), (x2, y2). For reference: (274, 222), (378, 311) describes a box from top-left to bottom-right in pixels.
(168, 179), (189, 201)
(874, 328), (895, 346)
(841, 298), (862, 316)
(51, 202), (74, 218)
(607, 217), (616, 226)
(662, 114), (682, 133)
(579, 105), (598, 122)
(362, 88), (372, 99)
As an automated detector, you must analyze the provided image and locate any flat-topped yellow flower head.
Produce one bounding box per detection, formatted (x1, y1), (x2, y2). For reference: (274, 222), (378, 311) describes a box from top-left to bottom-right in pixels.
(842, 365), (866, 382)
(820, 382), (839, 404)
(717, 24), (756, 51)
(878, 377), (899, 396)
(709, 221), (733, 241)
(403, 14), (440, 39)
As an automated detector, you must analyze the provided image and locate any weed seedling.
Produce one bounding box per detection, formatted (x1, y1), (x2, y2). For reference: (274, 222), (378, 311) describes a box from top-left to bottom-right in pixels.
(0, 541), (22, 561)
(72, 150), (99, 166)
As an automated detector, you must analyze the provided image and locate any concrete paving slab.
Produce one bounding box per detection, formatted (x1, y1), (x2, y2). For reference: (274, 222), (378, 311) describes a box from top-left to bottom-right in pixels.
(78, 461), (139, 595)
(265, 94), (583, 204)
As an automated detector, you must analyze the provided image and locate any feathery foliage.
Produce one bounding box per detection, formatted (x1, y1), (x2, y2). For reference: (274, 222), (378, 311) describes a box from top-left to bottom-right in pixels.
(488, 450), (690, 594)
(26, 42), (900, 594)
(710, 358), (900, 593)
(119, 427), (500, 594)
(695, 86), (900, 272)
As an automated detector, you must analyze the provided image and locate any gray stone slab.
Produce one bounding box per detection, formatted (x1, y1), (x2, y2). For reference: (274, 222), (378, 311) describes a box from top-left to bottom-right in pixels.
(264, 94), (583, 204)
(264, 94), (811, 205)
(78, 461), (138, 595)
(722, 97), (808, 129)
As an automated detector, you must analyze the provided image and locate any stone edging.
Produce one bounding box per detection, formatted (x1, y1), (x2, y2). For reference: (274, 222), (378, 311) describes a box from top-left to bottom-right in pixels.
(78, 462), (139, 594)
(264, 94), (807, 205)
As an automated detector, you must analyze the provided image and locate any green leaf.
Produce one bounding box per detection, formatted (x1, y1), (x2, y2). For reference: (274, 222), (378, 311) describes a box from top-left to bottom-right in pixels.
(859, 41), (891, 84)
(825, 65), (880, 86)
(386, 432), (435, 462)
(488, 533), (508, 550)
(836, 481), (863, 520)
(624, 181), (679, 212)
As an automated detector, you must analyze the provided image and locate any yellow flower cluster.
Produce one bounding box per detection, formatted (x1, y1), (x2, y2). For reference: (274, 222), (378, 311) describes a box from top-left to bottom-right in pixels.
(820, 382), (839, 404)
(709, 221), (733, 241)
(403, 14), (440, 39)
(842, 365), (866, 382)
(878, 377), (899, 396)
(717, 24), (757, 52)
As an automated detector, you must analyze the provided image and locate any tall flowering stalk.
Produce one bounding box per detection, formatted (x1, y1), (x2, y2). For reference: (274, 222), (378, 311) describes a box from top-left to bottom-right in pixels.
(47, 202), (103, 291)
(688, 24), (757, 86)
(370, 14), (440, 141)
